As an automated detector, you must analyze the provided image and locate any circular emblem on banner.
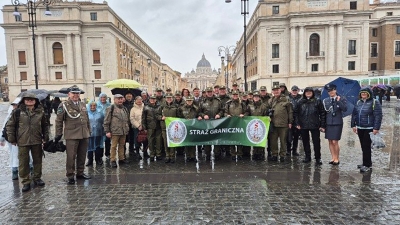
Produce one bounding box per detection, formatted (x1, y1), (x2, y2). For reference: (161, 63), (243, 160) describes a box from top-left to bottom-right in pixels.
(167, 120), (187, 144)
(246, 119), (267, 144)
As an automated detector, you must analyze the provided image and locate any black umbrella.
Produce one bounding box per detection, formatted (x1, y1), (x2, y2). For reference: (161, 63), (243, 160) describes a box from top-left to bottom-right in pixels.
(50, 93), (68, 98)
(17, 89), (49, 101)
(111, 88), (142, 97)
(43, 140), (67, 153)
(59, 87), (85, 94)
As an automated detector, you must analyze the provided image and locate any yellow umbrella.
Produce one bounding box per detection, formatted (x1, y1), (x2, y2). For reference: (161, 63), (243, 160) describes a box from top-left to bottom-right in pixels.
(104, 79), (141, 89)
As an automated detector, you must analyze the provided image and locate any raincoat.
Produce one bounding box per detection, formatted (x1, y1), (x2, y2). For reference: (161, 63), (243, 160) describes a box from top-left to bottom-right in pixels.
(87, 100), (105, 151)
(96, 93), (111, 116)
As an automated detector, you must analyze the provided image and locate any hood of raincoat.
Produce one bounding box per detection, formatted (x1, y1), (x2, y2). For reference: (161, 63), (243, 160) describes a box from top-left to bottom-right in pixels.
(358, 87), (373, 101)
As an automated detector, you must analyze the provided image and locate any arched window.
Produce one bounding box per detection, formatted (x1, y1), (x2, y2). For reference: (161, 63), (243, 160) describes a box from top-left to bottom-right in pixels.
(309, 33), (320, 56)
(52, 42), (64, 64)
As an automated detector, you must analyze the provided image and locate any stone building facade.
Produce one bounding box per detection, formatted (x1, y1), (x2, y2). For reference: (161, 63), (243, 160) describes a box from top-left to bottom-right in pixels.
(231, 0), (372, 91)
(183, 54), (219, 91)
(0, 65), (9, 101)
(369, 1), (400, 78)
(1, 0), (177, 100)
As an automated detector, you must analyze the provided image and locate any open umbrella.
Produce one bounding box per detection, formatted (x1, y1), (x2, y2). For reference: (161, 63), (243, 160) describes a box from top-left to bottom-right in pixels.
(104, 79), (141, 89)
(50, 93), (68, 98)
(58, 87), (85, 94)
(373, 84), (387, 90)
(17, 89), (49, 101)
(111, 88), (142, 97)
(321, 77), (361, 117)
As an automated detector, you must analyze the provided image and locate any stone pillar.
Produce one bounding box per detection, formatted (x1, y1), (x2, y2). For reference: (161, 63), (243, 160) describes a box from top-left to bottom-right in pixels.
(362, 22), (370, 73)
(74, 34), (83, 81)
(337, 24), (343, 72)
(290, 26), (297, 74)
(37, 34), (46, 82)
(67, 34), (74, 80)
(298, 25), (305, 73)
(328, 24), (335, 72)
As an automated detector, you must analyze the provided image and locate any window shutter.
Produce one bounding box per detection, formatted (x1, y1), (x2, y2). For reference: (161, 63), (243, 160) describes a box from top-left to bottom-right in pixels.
(93, 50), (101, 64)
(18, 51), (26, 65)
(94, 70), (101, 79)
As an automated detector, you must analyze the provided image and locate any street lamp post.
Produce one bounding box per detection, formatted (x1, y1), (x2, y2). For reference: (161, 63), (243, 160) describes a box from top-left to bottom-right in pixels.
(147, 58), (152, 92)
(12, 0), (53, 90)
(218, 45), (236, 89)
(225, 0), (249, 91)
(20, 79), (23, 91)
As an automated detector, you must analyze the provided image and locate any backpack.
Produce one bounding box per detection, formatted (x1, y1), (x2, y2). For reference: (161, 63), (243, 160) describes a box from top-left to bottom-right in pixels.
(1, 108), (21, 142)
(109, 104), (130, 127)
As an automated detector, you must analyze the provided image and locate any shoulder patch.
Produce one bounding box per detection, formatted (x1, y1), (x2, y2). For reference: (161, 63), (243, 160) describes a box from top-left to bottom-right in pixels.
(57, 106), (63, 114)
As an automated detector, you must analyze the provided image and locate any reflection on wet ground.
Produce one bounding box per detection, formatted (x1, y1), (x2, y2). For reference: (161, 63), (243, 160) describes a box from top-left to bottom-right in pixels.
(0, 100), (400, 223)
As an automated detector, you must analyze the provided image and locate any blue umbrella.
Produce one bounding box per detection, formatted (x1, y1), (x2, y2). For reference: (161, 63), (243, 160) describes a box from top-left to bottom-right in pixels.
(321, 77), (361, 117)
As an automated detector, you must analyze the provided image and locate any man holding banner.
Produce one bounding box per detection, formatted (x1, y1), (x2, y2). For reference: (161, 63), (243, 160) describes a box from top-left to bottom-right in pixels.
(199, 87), (224, 160)
(142, 94), (162, 161)
(267, 84), (293, 162)
(248, 91), (268, 160)
(157, 93), (179, 163)
(178, 95), (202, 162)
(224, 90), (249, 160)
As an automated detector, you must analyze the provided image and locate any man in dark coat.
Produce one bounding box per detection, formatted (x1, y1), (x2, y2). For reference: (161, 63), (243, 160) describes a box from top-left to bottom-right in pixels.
(295, 87), (326, 165)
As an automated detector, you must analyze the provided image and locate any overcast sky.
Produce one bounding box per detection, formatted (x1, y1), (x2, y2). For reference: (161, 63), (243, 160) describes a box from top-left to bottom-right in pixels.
(0, 0), (257, 76)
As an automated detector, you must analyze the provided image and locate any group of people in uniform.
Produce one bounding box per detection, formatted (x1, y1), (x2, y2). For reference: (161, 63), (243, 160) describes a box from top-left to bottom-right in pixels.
(1, 80), (383, 192)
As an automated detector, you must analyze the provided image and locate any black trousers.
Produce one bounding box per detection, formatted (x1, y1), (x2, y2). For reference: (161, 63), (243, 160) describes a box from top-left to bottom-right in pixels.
(287, 126), (300, 152)
(87, 147), (103, 162)
(300, 129), (321, 160)
(104, 136), (111, 157)
(357, 129), (373, 167)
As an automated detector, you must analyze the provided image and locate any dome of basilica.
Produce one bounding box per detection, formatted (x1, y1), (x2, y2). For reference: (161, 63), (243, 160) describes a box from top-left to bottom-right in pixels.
(197, 53), (211, 68)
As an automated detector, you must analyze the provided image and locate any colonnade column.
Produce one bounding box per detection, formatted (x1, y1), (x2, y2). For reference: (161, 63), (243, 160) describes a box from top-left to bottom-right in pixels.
(337, 24), (343, 72)
(290, 26), (297, 75)
(328, 24), (335, 72)
(298, 25), (305, 73)
(37, 34), (46, 82)
(67, 34), (74, 80)
(74, 34), (84, 80)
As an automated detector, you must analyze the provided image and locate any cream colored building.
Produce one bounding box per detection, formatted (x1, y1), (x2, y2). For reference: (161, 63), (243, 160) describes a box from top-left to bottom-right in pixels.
(369, 1), (400, 78)
(1, 0), (177, 100)
(231, 0), (372, 91)
(160, 63), (181, 93)
(183, 54), (219, 91)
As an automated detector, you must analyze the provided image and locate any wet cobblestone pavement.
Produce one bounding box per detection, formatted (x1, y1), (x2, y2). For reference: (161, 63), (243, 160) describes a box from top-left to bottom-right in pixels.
(0, 100), (400, 224)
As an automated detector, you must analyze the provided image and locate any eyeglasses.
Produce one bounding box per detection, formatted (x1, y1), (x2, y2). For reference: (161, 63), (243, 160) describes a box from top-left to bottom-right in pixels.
(25, 98), (35, 101)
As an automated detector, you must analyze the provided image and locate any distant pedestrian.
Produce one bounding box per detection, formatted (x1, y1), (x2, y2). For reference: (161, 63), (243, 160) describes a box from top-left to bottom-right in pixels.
(86, 100), (104, 167)
(351, 88), (382, 173)
(295, 87), (326, 165)
(7, 93), (49, 192)
(55, 85), (92, 185)
(322, 84), (347, 165)
(103, 94), (130, 168)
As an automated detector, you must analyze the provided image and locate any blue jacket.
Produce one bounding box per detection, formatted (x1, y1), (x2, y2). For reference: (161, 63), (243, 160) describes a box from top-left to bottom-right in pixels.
(322, 95), (347, 125)
(351, 88), (382, 130)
